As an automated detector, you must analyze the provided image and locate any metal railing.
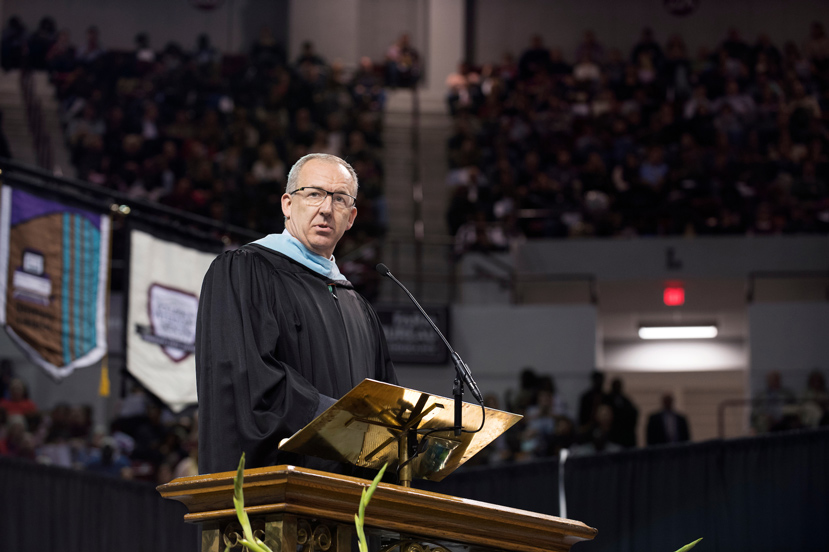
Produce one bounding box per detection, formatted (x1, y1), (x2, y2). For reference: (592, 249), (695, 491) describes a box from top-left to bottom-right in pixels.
(746, 270), (829, 302)
(0, 158), (261, 245)
(375, 234), (597, 305)
(717, 397), (826, 438)
(19, 71), (52, 170)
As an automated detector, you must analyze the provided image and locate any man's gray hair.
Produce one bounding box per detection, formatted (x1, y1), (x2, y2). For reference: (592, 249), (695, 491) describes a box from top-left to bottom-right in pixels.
(285, 153), (359, 195)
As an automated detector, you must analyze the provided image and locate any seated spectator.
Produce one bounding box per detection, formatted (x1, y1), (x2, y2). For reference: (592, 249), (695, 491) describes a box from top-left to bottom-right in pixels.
(76, 25), (104, 64)
(715, 79), (757, 124)
(752, 33), (782, 78)
(664, 35), (693, 99)
(0, 378), (37, 417)
(635, 51), (658, 85)
(0, 414), (36, 459)
(571, 404), (623, 455)
(251, 142), (286, 184)
(294, 39), (325, 68)
(67, 103), (105, 150)
(801, 369), (829, 427)
(84, 436), (132, 479)
(547, 48), (571, 78)
(37, 405), (73, 468)
(721, 27), (752, 68)
(134, 32), (155, 64)
(751, 370), (797, 433)
(631, 27), (664, 68)
(520, 383), (559, 458)
(453, 210), (509, 257)
(783, 40), (811, 80)
(352, 56), (386, 111)
(518, 34), (551, 80)
(803, 21), (829, 67)
(194, 33), (219, 69)
(575, 29), (605, 65)
(639, 145), (669, 188)
(385, 33), (421, 87)
(573, 52), (602, 84)
(250, 26), (285, 71)
(45, 29), (75, 74)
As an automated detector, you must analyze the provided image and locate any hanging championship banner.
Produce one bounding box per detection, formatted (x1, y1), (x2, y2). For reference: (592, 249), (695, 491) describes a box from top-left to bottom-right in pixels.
(0, 186), (111, 379)
(126, 228), (218, 412)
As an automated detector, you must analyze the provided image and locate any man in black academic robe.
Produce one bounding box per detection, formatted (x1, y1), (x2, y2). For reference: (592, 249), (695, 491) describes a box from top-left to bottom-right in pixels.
(196, 153), (397, 474)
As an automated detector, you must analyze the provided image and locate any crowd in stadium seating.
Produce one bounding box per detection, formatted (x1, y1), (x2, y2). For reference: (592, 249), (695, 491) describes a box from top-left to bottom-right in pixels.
(1, 15), (391, 251)
(447, 24), (829, 253)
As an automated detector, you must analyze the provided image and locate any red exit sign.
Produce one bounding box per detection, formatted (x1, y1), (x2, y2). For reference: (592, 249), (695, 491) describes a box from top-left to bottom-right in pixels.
(664, 286), (685, 306)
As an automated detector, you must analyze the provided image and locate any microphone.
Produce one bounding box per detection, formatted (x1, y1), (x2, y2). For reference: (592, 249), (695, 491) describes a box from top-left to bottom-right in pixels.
(376, 263), (484, 405)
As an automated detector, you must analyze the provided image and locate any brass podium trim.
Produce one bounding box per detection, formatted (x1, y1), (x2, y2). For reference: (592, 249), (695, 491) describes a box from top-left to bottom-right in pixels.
(157, 465), (597, 552)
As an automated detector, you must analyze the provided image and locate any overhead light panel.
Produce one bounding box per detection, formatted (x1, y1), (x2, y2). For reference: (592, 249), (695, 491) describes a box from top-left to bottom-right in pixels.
(638, 325), (718, 340)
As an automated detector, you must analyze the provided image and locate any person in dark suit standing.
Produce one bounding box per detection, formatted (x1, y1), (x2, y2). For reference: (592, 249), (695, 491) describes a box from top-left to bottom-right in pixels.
(607, 378), (639, 448)
(646, 393), (690, 445)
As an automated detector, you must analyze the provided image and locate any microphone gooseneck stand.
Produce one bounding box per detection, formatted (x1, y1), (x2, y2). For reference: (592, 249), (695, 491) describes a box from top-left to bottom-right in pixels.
(375, 263), (484, 440)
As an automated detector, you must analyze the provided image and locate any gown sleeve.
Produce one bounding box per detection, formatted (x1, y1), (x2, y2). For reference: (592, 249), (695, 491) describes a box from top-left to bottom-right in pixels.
(195, 248), (322, 474)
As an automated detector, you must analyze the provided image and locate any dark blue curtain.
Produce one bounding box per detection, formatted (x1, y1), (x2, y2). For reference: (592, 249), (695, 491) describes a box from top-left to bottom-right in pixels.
(0, 456), (198, 552)
(419, 458), (561, 514)
(3, 428), (827, 552)
(419, 428), (829, 552)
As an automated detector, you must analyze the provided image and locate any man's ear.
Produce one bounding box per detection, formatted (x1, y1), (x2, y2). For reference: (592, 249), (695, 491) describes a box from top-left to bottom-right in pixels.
(281, 193), (292, 218)
(346, 206), (357, 230)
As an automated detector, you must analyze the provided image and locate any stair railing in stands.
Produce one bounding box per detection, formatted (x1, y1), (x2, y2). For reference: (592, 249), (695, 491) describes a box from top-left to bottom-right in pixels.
(19, 70), (53, 171)
(0, 158), (262, 245)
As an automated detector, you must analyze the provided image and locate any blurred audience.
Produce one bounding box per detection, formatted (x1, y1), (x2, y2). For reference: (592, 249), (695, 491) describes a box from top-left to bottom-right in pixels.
(446, 24), (829, 252)
(0, 362), (198, 485)
(1, 15), (392, 284)
(2, 363), (827, 473)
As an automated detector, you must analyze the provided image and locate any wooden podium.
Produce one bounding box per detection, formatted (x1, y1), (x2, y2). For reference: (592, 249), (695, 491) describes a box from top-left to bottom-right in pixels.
(159, 380), (596, 551)
(157, 464), (597, 552)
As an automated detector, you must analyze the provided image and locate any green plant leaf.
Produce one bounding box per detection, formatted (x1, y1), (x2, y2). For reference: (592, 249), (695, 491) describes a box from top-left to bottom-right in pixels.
(674, 537), (703, 552)
(355, 512), (367, 552)
(233, 453), (255, 543)
(229, 453), (275, 552)
(355, 464), (388, 552)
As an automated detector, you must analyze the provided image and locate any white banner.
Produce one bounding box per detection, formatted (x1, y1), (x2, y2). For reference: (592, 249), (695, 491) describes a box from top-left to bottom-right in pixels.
(127, 229), (217, 412)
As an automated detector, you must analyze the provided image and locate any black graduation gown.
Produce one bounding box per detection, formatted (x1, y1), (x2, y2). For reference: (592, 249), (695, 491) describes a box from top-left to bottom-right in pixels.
(196, 244), (397, 474)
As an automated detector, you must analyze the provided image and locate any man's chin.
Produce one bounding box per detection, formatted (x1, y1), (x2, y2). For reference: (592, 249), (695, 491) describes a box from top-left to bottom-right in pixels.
(308, 238), (336, 258)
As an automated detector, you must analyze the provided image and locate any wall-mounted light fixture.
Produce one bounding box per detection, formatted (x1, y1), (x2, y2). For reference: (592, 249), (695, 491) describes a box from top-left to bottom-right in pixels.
(638, 325), (718, 340)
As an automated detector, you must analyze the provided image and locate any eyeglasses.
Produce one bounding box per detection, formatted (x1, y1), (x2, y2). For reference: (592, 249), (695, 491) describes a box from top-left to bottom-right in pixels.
(290, 186), (357, 209)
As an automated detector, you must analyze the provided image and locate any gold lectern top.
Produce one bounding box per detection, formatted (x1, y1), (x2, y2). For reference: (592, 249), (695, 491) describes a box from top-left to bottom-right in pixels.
(279, 379), (522, 482)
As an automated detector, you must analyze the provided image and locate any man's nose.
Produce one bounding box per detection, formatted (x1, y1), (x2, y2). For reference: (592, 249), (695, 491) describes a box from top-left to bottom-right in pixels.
(318, 193), (334, 213)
